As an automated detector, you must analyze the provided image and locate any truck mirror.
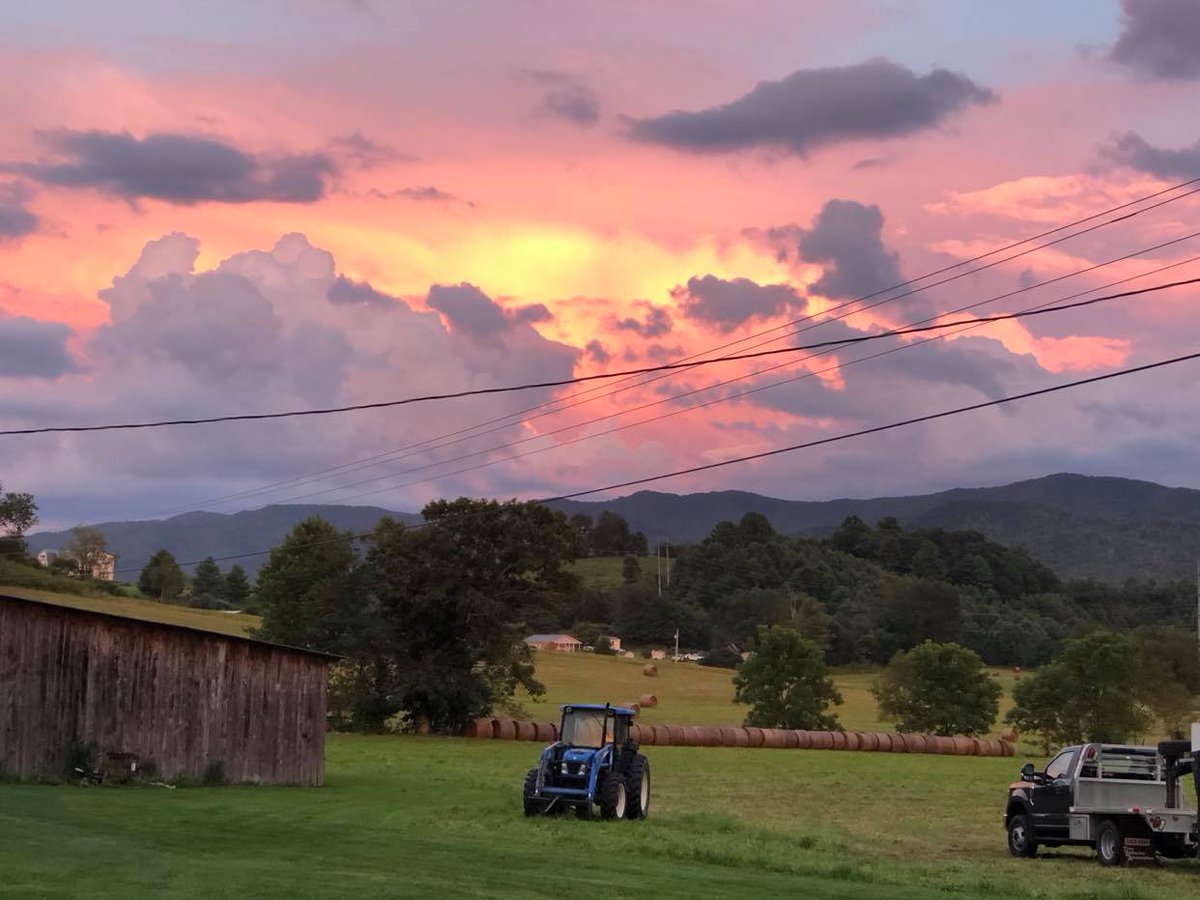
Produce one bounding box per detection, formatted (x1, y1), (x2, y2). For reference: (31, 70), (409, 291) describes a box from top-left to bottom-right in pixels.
(1020, 763), (1035, 781)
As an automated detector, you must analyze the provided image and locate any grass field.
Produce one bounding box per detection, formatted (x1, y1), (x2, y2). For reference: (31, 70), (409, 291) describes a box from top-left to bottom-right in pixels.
(2, 735), (1197, 898)
(522, 650), (1024, 742)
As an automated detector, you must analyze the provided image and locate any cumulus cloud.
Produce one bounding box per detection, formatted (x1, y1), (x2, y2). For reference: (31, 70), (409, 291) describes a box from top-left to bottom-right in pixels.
(625, 58), (995, 156)
(327, 275), (400, 308)
(797, 199), (903, 301)
(1099, 131), (1200, 180)
(615, 302), (673, 337)
(1110, 0), (1200, 80)
(526, 70), (600, 126)
(427, 283), (556, 338)
(0, 182), (38, 240)
(9, 130), (337, 204)
(0, 316), (78, 378)
(677, 275), (804, 332)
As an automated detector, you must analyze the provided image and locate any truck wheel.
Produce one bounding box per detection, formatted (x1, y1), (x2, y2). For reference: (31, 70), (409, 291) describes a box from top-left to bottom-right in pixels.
(624, 755), (650, 820)
(523, 768), (542, 817)
(598, 773), (628, 820)
(1097, 819), (1123, 866)
(1007, 813), (1038, 858)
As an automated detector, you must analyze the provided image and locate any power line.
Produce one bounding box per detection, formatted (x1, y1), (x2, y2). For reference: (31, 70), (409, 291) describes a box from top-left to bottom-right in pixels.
(255, 245), (1200, 506)
(109, 345), (1200, 573)
(81, 178), (1200, 516)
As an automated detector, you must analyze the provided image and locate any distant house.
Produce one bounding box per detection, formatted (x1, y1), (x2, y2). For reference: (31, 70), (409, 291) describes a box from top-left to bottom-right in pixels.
(650, 649), (667, 660)
(600, 635), (622, 652)
(524, 633), (583, 652)
(34, 548), (116, 581)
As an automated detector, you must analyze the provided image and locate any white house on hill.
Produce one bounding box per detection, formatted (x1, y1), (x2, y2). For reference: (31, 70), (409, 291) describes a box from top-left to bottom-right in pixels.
(524, 634), (582, 652)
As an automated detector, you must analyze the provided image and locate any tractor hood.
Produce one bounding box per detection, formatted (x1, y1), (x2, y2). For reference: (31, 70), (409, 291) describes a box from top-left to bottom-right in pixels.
(562, 748), (597, 763)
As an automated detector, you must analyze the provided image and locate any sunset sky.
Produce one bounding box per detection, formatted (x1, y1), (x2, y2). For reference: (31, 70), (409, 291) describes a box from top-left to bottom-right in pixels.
(3, 0), (1200, 528)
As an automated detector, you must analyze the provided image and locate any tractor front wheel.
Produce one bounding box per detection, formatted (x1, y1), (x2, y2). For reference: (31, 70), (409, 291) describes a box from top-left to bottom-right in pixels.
(523, 768), (542, 817)
(598, 773), (628, 820)
(624, 754), (650, 820)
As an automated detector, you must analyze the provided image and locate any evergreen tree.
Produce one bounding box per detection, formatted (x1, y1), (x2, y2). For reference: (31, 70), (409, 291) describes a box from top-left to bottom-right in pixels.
(139, 549), (185, 602)
(222, 564), (252, 609)
(191, 556), (224, 599)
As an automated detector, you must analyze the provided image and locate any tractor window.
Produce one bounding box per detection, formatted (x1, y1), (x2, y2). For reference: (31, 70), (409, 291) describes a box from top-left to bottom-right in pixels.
(561, 710), (607, 748)
(613, 717), (629, 745)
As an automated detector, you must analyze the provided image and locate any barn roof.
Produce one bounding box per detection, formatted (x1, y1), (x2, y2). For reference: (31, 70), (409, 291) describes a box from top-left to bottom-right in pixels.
(525, 633), (581, 644)
(0, 590), (340, 661)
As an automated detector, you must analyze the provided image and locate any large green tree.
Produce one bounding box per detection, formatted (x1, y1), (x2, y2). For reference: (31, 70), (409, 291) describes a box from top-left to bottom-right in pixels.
(255, 517), (363, 655)
(190, 556), (224, 605)
(0, 482), (37, 557)
(139, 549), (185, 602)
(733, 626), (842, 730)
(1006, 631), (1147, 749)
(872, 641), (1001, 736)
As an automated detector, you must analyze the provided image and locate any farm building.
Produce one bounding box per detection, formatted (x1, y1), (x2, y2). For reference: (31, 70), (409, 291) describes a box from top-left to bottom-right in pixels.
(524, 633), (582, 652)
(0, 593), (335, 785)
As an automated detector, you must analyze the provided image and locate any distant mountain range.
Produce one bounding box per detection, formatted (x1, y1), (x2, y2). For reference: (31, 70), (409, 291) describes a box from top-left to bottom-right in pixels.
(25, 473), (1200, 583)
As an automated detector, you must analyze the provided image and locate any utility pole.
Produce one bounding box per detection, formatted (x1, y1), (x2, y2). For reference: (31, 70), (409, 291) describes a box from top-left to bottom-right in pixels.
(1195, 556), (1199, 672)
(665, 540), (670, 588)
(656, 541), (662, 597)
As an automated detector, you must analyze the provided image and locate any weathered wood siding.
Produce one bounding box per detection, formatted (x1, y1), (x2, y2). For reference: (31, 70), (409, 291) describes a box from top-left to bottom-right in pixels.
(0, 596), (328, 785)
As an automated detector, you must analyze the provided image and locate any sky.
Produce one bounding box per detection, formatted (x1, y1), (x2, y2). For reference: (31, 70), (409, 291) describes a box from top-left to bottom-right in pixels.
(2, 0), (1200, 528)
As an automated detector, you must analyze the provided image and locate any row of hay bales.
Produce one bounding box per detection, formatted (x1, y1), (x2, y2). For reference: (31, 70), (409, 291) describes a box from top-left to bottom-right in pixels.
(464, 718), (1013, 756)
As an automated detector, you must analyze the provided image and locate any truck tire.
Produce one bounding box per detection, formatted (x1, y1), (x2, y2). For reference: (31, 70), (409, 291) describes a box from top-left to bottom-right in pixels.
(624, 755), (651, 820)
(523, 768), (542, 817)
(1007, 813), (1038, 858)
(1097, 819), (1123, 866)
(598, 773), (628, 820)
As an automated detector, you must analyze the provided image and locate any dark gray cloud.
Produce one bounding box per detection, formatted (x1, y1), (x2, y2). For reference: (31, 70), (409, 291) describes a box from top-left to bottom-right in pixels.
(625, 58), (994, 156)
(327, 275), (400, 308)
(366, 186), (470, 206)
(585, 339), (611, 364)
(0, 183), (38, 240)
(615, 303), (673, 337)
(329, 132), (414, 169)
(0, 316), (78, 378)
(1110, 0), (1200, 80)
(9, 131), (337, 204)
(526, 70), (600, 126)
(798, 200), (902, 300)
(679, 275), (804, 332)
(1099, 131), (1200, 180)
(427, 284), (551, 337)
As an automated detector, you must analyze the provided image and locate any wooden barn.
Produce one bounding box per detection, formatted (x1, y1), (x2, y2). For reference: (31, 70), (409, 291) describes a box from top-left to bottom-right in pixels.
(0, 593), (335, 786)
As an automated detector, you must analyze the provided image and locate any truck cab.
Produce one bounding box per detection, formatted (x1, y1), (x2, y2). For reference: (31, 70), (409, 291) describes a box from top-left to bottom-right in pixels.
(1006, 741), (1198, 865)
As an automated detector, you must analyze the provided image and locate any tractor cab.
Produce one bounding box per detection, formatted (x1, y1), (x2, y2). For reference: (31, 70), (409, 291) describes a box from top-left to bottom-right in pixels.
(522, 703), (650, 820)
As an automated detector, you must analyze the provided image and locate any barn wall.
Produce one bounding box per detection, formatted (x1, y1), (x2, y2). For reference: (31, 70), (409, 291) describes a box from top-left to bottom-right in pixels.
(0, 598), (328, 785)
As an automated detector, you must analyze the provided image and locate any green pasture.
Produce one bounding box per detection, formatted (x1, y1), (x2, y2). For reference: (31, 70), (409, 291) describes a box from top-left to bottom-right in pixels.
(2, 735), (1196, 898)
(523, 650), (1024, 741)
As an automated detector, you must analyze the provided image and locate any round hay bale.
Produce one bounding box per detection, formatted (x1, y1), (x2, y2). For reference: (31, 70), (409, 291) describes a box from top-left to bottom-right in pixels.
(621, 702), (641, 716)
(531, 722), (554, 742)
(514, 721), (537, 741)
(1013, 666), (1021, 673)
(1000, 727), (1018, 743)
(638, 694), (658, 709)
(493, 719), (517, 740)
(761, 729), (787, 749)
(718, 727), (741, 747)
(874, 733), (895, 752)
(999, 739), (1015, 758)
(809, 731), (834, 751)
(629, 723), (647, 744)
(793, 730), (812, 750)
(781, 730), (800, 749)
(856, 732), (878, 752)
(934, 736), (957, 755)
(953, 736), (977, 756)
(744, 727), (766, 748)
(677, 725), (701, 746)
(667, 725), (689, 745)
(732, 728), (750, 747)
(465, 718), (494, 739)
(643, 664), (658, 677)
(829, 731), (848, 751)
(842, 731), (861, 752)
(696, 726), (724, 747)
(651, 724), (672, 746)
(901, 733), (927, 754)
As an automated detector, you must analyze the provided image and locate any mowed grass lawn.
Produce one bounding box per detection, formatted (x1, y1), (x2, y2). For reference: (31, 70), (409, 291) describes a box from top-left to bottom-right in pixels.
(523, 651), (1024, 742)
(2, 735), (1197, 899)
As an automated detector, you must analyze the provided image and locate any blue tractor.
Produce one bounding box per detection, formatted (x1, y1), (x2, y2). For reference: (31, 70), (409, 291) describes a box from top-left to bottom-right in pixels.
(523, 703), (650, 820)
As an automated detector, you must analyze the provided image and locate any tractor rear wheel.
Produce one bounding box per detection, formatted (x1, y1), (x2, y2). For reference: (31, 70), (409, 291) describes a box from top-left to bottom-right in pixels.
(523, 768), (542, 817)
(624, 754), (650, 820)
(598, 773), (628, 820)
